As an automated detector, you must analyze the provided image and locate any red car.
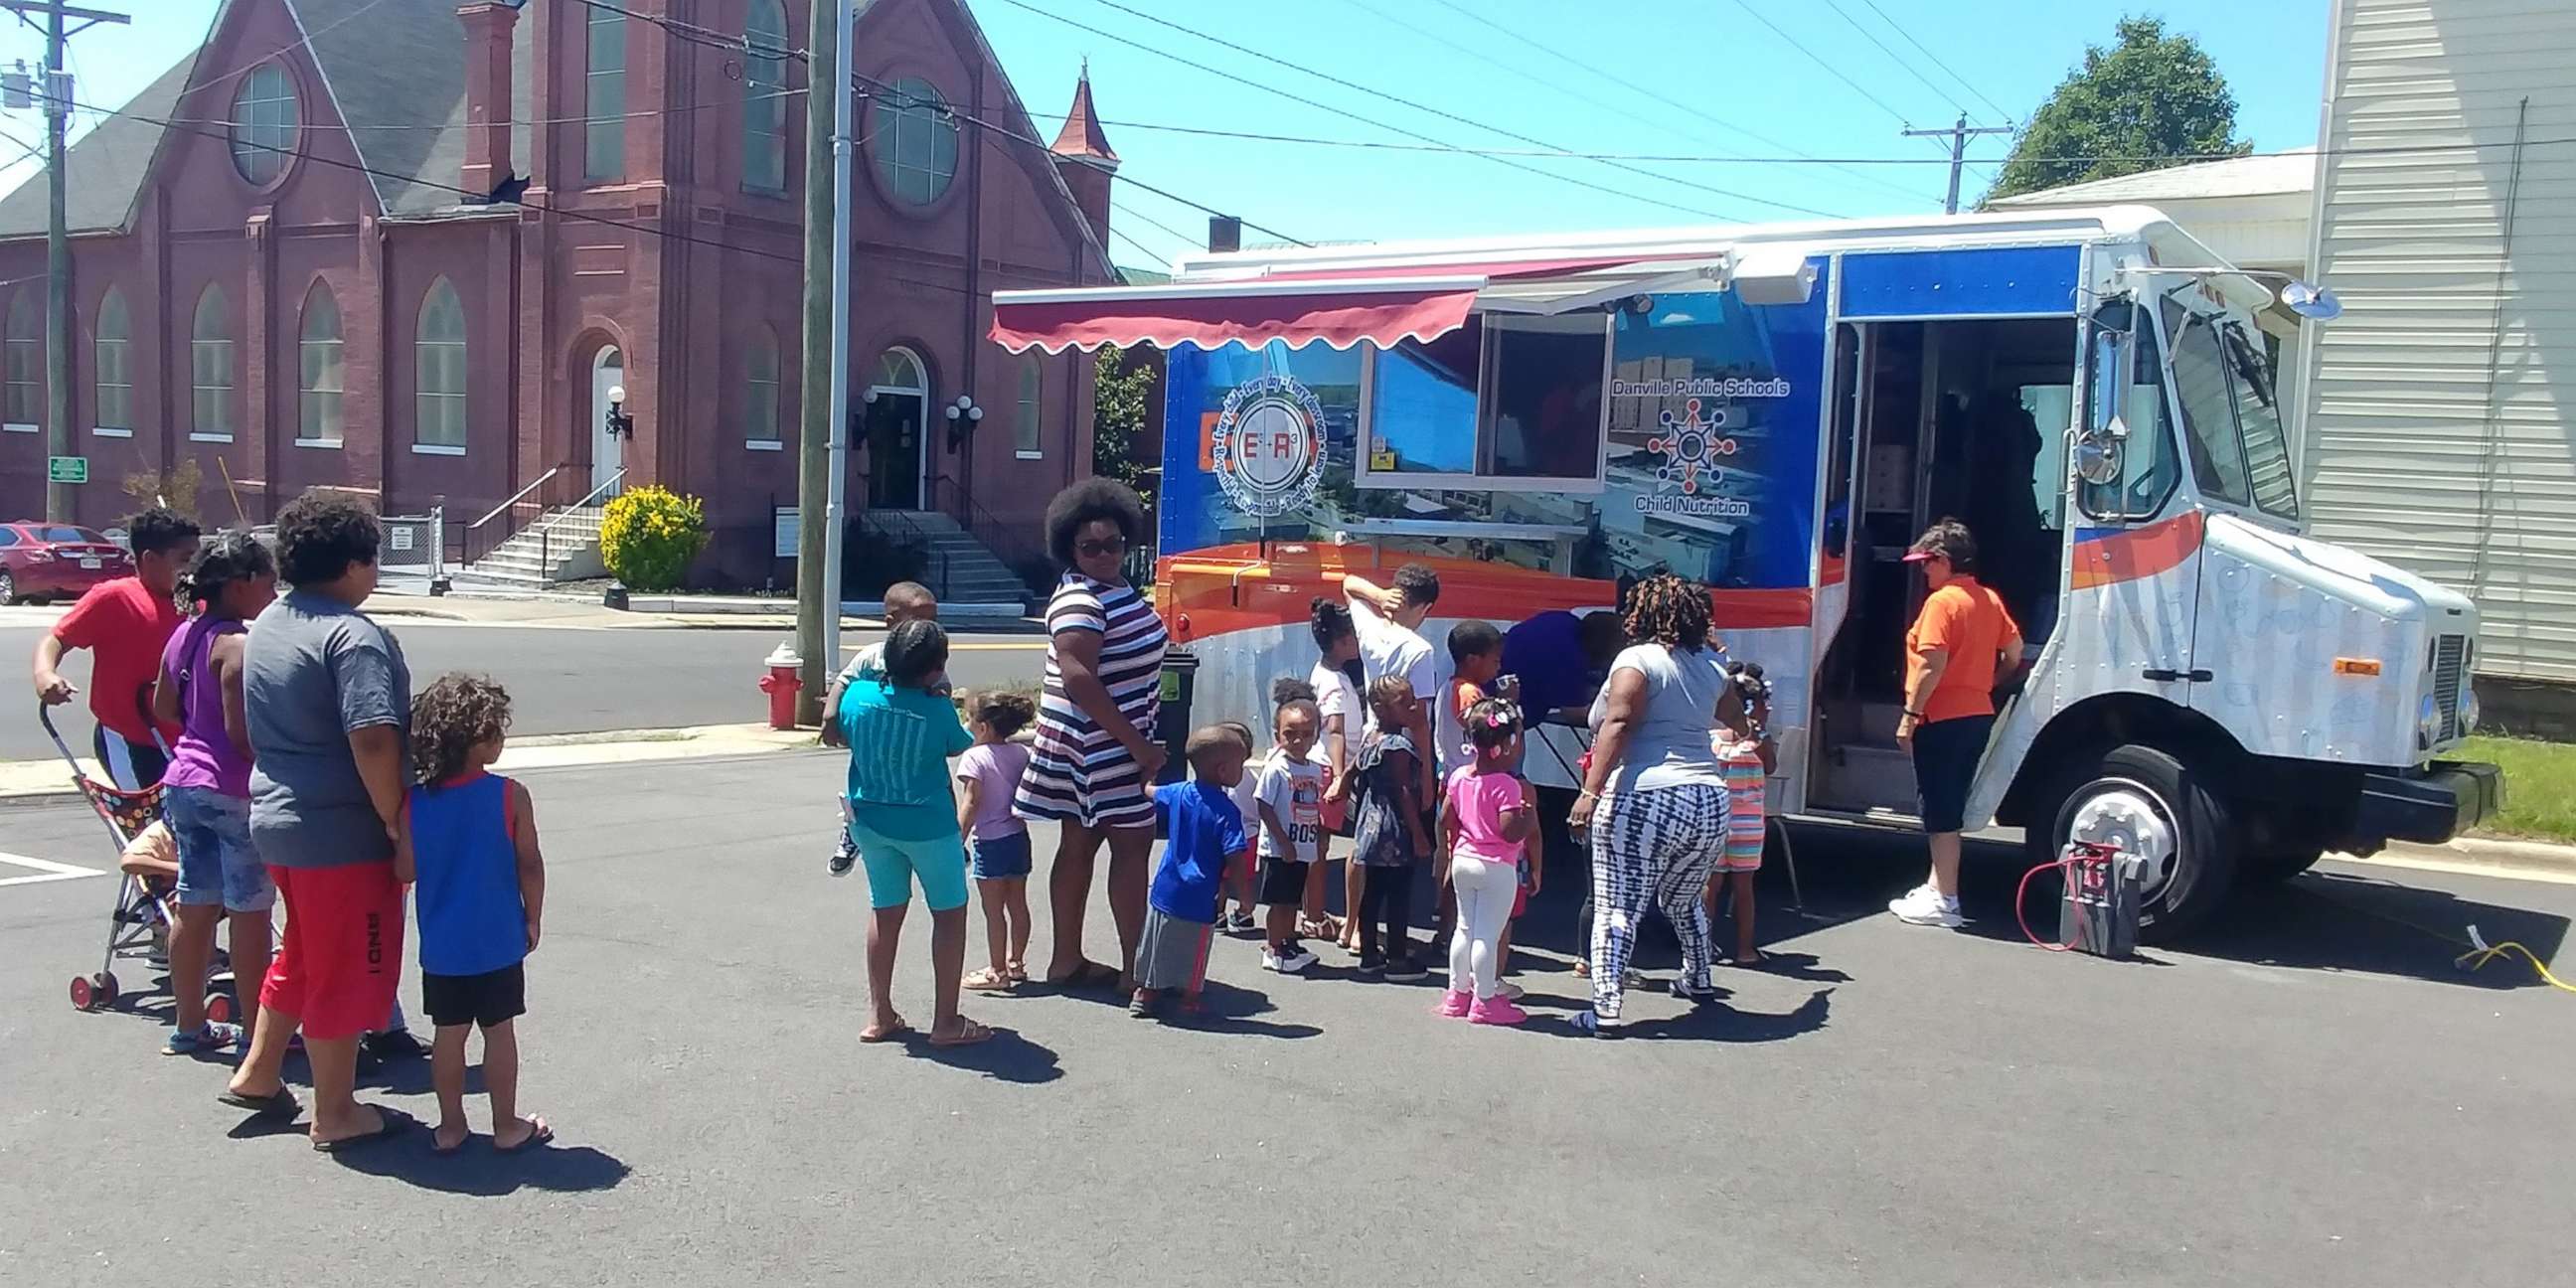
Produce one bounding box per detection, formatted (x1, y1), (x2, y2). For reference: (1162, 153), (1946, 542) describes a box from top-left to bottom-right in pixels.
(0, 521), (135, 605)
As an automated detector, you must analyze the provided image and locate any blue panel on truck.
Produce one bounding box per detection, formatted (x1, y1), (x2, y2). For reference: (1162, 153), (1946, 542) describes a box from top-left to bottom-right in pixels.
(1839, 244), (2081, 319)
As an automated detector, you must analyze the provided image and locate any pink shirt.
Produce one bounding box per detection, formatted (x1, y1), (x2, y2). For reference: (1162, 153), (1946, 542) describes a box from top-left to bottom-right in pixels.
(1444, 764), (1527, 864)
(955, 741), (1032, 840)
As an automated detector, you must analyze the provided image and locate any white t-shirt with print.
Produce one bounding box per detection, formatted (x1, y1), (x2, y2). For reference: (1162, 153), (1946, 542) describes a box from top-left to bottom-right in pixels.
(1252, 747), (1327, 863)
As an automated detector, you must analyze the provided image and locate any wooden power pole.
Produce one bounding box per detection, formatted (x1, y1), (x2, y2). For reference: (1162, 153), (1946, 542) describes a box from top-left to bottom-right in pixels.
(1902, 113), (2014, 216)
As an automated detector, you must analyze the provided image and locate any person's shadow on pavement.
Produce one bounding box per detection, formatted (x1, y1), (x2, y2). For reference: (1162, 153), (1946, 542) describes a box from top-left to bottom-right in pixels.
(318, 1113), (633, 1196)
(1170, 980), (1323, 1040)
(902, 1026), (1064, 1083)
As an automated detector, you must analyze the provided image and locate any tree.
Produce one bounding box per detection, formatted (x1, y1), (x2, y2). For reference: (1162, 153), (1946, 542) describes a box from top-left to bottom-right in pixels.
(1987, 16), (2247, 203)
(1091, 345), (1156, 507)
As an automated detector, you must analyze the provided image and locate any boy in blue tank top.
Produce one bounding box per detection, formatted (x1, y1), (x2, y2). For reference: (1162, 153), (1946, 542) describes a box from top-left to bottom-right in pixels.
(397, 674), (551, 1155)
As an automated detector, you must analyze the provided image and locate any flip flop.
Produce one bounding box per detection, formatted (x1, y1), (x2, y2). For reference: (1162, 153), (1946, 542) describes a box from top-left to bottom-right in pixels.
(1045, 961), (1121, 991)
(962, 967), (1014, 993)
(494, 1116), (555, 1154)
(858, 1017), (911, 1044)
(311, 1112), (408, 1153)
(929, 1017), (994, 1047)
(217, 1087), (302, 1120)
(430, 1127), (469, 1156)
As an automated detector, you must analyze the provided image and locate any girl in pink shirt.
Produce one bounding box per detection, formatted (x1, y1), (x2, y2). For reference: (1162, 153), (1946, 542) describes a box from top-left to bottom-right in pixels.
(956, 692), (1038, 992)
(1437, 698), (1533, 1025)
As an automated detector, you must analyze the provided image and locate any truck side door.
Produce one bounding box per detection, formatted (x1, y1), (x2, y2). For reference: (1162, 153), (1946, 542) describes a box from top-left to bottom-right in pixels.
(2068, 295), (2205, 703)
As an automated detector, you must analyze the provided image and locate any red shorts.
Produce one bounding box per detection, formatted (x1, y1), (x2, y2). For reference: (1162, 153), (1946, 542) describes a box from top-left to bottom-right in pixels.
(259, 861), (403, 1041)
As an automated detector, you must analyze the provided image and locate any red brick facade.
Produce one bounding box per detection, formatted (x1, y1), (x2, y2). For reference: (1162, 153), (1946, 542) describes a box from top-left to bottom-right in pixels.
(0, 0), (1116, 585)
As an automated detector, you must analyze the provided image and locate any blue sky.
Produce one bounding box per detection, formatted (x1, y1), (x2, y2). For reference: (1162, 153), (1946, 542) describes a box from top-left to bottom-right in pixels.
(0, 0), (2328, 266)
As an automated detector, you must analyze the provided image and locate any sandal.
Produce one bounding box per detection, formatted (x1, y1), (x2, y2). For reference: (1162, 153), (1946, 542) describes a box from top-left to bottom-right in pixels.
(858, 1016), (911, 1044)
(929, 1017), (994, 1047)
(962, 967), (1014, 993)
(1045, 960), (1122, 991)
(1005, 964), (1030, 985)
(494, 1115), (555, 1154)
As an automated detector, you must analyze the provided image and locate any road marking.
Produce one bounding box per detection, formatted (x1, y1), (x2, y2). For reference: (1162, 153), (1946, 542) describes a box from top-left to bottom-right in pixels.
(0, 851), (104, 887)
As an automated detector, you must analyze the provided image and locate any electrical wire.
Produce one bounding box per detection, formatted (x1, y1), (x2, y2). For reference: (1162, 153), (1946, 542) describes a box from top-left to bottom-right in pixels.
(1723, 0), (1911, 126)
(1817, 0), (1972, 118)
(1109, 198), (1199, 251)
(1855, 0), (2015, 121)
(2458, 930), (2576, 994)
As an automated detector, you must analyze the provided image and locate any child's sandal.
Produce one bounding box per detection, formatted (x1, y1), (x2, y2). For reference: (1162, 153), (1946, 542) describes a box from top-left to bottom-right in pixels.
(962, 967), (1014, 992)
(1005, 964), (1029, 985)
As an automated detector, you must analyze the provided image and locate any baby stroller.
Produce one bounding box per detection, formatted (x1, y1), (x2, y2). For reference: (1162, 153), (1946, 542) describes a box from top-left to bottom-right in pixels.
(42, 705), (235, 1020)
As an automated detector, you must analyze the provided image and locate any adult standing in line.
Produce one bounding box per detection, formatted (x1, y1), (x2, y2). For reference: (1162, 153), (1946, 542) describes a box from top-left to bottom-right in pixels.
(30, 507), (200, 789)
(1017, 480), (1168, 990)
(1886, 519), (2022, 929)
(1308, 599), (1368, 952)
(220, 495), (413, 1149)
(1567, 573), (1745, 1036)
(1338, 567), (1441, 783)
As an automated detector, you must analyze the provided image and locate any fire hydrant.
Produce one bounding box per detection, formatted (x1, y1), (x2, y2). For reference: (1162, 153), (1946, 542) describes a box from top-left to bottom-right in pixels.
(758, 642), (802, 730)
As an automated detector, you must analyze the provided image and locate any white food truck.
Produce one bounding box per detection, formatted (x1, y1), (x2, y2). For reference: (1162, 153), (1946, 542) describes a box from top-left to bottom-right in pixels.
(992, 206), (2502, 937)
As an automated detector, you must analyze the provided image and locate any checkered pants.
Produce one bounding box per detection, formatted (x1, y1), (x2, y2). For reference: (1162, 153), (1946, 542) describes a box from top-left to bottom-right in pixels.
(1588, 782), (1729, 1018)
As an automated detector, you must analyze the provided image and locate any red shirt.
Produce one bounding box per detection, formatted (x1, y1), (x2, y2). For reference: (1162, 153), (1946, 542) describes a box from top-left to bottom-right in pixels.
(53, 576), (182, 743)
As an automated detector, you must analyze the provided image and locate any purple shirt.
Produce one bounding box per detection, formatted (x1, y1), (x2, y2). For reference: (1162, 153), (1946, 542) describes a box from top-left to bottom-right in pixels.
(160, 615), (251, 797)
(954, 741), (1031, 841)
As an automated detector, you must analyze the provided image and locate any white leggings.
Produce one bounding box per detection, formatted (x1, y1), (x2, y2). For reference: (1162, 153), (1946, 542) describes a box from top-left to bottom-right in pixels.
(1447, 851), (1520, 1001)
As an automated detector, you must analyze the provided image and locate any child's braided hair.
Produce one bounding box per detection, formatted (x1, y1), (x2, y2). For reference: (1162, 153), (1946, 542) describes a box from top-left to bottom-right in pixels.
(1464, 695), (1523, 752)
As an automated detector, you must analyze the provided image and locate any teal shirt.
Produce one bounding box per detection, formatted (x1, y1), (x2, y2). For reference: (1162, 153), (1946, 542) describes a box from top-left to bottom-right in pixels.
(839, 678), (973, 841)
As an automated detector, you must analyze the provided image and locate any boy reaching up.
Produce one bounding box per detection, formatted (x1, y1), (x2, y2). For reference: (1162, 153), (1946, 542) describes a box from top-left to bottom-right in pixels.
(1132, 726), (1252, 1020)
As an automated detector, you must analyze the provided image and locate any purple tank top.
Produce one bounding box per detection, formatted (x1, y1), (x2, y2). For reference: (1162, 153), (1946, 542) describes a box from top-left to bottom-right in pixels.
(161, 615), (251, 796)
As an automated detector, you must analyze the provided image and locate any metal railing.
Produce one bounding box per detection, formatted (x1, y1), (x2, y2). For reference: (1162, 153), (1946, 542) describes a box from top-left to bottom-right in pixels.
(459, 464), (564, 569)
(856, 506), (948, 599)
(924, 474), (1052, 599)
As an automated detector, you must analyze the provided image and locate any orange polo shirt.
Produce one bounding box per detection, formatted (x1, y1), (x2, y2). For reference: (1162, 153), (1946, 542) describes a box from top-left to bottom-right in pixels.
(1905, 576), (2018, 724)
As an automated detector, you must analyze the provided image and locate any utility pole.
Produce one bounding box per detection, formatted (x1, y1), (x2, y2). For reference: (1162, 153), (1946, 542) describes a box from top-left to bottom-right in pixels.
(793, 0), (852, 724)
(1902, 113), (2013, 216)
(2, 1), (126, 521)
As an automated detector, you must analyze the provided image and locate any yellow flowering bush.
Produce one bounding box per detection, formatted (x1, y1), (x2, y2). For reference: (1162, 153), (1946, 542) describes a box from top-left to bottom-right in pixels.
(598, 485), (710, 590)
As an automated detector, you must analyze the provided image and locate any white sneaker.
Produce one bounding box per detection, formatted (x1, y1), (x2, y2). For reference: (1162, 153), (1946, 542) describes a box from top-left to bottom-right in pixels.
(1496, 980), (1526, 1001)
(1887, 884), (1964, 928)
(1262, 943), (1317, 974)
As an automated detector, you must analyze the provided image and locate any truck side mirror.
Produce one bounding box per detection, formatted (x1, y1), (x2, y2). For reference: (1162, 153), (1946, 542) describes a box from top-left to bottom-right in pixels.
(2074, 414), (2127, 485)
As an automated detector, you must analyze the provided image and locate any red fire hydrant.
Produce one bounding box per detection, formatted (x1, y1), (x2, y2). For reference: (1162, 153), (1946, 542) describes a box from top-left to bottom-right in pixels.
(758, 642), (802, 730)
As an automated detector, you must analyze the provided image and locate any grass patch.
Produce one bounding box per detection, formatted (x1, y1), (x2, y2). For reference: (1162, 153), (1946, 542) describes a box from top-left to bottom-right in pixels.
(2461, 735), (2576, 844)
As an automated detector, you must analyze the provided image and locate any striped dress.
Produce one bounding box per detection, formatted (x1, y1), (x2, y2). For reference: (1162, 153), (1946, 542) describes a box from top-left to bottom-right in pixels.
(1716, 734), (1768, 873)
(1014, 571), (1168, 829)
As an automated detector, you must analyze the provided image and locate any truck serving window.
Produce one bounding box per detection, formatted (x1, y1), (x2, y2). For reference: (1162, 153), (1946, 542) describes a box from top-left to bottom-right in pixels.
(1359, 312), (1609, 491)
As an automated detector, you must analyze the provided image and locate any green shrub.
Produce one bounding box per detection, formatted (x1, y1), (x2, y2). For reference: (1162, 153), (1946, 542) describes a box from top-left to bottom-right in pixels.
(599, 485), (709, 590)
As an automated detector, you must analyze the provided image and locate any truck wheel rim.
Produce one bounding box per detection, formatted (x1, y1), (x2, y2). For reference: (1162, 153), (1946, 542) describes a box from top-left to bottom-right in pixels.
(2067, 776), (2178, 899)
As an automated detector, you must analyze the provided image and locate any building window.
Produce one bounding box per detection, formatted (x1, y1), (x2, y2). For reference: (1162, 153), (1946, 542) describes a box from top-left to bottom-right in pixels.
(191, 285), (234, 440)
(3, 291), (36, 426)
(744, 326), (782, 447)
(1015, 355), (1043, 458)
(93, 288), (130, 433)
(415, 278), (467, 450)
(298, 283), (344, 446)
(868, 77), (958, 207)
(230, 64), (298, 185)
(743, 1), (790, 193)
(584, 7), (626, 183)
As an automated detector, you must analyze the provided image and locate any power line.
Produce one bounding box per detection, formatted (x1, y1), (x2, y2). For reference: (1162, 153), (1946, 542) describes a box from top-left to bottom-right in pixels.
(1110, 198), (1199, 251)
(183, 0), (402, 109)
(1856, 0), (2014, 121)
(1109, 224), (1175, 267)
(1723, 0), (1910, 125)
(1818, 0), (1969, 117)
(564, 0), (776, 60)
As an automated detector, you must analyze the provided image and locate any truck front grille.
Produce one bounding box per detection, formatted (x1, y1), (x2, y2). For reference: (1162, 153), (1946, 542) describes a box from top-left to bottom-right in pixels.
(2432, 634), (2469, 743)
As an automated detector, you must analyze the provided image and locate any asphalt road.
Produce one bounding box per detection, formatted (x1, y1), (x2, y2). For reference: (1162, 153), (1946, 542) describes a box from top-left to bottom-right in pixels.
(0, 611), (1049, 761)
(4, 750), (2571, 1286)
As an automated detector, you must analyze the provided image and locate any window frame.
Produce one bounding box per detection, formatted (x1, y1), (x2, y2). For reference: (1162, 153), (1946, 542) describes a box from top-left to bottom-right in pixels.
(413, 278), (468, 453)
(1015, 354), (1044, 459)
(229, 63), (299, 187)
(2075, 297), (2182, 525)
(1354, 310), (1614, 494)
(297, 283), (346, 448)
(583, 7), (627, 184)
(92, 287), (130, 436)
(190, 284), (235, 443)
(742, 325), (783, 450)
(3, 290), (38, 428)
(741, 0), (791, 194)
(866, 76), (960, 209)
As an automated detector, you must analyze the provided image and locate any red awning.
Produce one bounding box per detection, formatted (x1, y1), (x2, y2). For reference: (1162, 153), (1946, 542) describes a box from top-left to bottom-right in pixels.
(989, 276), (1483, 354)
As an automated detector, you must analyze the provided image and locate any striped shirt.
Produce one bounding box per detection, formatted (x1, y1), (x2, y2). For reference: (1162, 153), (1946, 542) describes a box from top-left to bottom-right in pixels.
(1716, 734), (1768, 864)
(1015, 572), (1168, 826)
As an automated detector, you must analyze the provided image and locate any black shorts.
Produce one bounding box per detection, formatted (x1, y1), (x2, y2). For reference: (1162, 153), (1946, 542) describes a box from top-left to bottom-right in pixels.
(1911, 714), (1996, 835)
(421, 963), (527, 1029)
(1258, 856), (1311, 906)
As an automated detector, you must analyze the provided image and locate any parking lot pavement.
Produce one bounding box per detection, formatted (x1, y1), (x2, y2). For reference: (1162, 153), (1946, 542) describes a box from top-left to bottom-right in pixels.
(5, 751), (2571, 1287)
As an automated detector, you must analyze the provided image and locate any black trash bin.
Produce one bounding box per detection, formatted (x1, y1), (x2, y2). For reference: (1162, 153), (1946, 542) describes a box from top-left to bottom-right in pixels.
(1154, 647), (1199, 785)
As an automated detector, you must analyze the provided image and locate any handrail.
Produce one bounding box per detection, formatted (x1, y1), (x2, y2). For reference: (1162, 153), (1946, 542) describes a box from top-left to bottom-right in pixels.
(471, 466), (562, 530)
(524, 467), (627, 540)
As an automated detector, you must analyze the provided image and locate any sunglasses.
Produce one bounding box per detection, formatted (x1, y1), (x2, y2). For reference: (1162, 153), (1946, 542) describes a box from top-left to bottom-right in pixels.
(1075, 535), (1129, 559)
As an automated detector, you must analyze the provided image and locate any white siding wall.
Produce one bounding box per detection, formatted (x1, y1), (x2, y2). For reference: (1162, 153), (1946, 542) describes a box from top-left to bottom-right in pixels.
(2304, 0), (2576, 683)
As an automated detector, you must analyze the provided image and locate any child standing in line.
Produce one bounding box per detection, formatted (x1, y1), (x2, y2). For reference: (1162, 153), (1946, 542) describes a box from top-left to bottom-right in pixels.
(1438, 698), (1532, 1026)
(824, 581), (938, 878)
(1132, 726), (1253, 1019)
(398, 674), (552, 1155)
(1270, 676), (1342, 945)
(1215, 720), (1260, 934)
(956, 691), (1038, 993)
(1331, 676), (1431, 978)
(1253, 697), (1326, 974)
(1709, 663), (1778, 966)
(1440, 621), (1538, 996)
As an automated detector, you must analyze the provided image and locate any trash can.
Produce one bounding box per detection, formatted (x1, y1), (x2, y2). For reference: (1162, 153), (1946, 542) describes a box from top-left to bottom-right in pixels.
(1154, 647), (1199, 785)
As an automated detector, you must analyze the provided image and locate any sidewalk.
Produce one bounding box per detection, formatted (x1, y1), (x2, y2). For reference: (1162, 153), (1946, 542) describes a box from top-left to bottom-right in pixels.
(368, 591), (1043, 633)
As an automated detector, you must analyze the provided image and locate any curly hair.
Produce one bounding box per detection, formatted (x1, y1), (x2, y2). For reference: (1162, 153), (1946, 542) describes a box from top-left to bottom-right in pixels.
(969, 689), (1037, 738)
(179, 530), (275, 611)
(274, 491), (381, 587)
(1392, 563), (1442, 608)
(1043, 478), (1147, 568)
(1309, 596), (1355, 653)
(1621, 572), (1712, 652)
(126, 507), (202, 558)
(883, 618), (950, 688)
(411, 673), (512, 786)
(1269, 675), (1317, 711)
(1463, 695), (1524, 752)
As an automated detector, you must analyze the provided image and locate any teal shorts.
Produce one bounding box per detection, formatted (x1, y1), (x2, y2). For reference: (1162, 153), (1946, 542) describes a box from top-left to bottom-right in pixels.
(847, 811), (970, 912)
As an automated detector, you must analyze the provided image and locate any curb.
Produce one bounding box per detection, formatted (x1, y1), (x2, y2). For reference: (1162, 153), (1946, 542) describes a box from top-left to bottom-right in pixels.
(2357, 836), (2576, 882)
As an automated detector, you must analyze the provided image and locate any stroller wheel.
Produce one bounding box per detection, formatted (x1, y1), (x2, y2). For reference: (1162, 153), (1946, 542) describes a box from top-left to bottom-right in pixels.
(69, 974), (92, 1011)
(206, 992), (237, 1026)
(92, 972), (120, 1009)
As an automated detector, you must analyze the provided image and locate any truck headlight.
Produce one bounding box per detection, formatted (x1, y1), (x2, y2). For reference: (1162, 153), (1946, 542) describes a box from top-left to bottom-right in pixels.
(2459, 688), (2481, 735)
(2418, 694), (2441, 751)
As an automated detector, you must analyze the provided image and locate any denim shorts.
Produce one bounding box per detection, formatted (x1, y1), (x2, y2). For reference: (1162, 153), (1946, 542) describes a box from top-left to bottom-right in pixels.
(166, 785), (274, 913)
(969, 830), (1034, 881)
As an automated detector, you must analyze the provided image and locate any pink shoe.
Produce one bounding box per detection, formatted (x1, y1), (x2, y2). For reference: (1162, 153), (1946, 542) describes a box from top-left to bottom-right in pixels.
(1469, 995), (1529, 1026)
(1435, 990), (1472, 1018)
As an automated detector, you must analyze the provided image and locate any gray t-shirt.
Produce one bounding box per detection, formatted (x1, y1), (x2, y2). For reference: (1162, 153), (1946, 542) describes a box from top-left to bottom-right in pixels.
(245, 590), (411, 868)
(1588, 642), (1727, 792)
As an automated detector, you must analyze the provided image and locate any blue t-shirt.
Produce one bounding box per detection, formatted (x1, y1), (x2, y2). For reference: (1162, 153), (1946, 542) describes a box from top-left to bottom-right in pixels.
(840, 678), (973, 840)
(406, 772), (527, 977)
(1149, 780), (1247, 922)
(1502, 610), (1589, 722)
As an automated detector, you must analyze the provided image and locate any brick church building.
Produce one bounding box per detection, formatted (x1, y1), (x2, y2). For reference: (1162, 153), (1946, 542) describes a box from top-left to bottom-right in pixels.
(0, 0), (1120, 587)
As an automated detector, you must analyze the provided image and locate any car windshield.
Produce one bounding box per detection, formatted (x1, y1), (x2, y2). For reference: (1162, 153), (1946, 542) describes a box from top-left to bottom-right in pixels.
(32, 526), (106, 544)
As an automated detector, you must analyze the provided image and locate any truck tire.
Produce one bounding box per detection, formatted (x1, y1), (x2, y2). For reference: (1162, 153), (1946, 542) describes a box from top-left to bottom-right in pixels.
(2030, 743), (2237, 941)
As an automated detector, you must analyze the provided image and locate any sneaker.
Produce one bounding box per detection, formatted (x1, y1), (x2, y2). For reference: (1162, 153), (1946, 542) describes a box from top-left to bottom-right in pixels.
(1435, 989), (1473, 1018)
(1384, 955), (1430, 982)
(1572, 1009), (1622, 1038)
(162, 1022), (242, 1056)
(1494, 979), (1525, 999)
(1220, 910), (1257, 935)
(1357, 951), (1387, 974)
(1887, 884), (1964, 928)
(1262, 943), (1317, 974)
(362, 1029), (430, 1062)
(1127, 991), (1155, 1019)
(828, 832), (859, 879)
(1469, 995), (1529, 1026)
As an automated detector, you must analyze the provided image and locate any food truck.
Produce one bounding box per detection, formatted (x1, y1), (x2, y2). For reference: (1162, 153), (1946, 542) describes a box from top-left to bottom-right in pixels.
(992, 206), (2500, 938)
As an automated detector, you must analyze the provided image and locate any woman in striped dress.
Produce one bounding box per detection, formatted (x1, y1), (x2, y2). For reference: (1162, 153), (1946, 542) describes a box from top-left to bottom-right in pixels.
(1016, 480), (1169, 990)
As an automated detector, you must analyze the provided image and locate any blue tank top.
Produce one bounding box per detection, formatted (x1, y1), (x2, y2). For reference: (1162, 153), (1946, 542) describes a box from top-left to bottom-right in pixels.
(406, 772), (527, 976)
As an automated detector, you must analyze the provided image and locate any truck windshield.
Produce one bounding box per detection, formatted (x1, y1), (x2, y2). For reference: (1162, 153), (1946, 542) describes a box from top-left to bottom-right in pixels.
(2161, 301), (2299, 523)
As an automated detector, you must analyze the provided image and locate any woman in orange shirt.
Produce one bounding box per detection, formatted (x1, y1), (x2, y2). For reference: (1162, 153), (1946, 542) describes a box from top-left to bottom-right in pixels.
(1887, 519), (2022, 929)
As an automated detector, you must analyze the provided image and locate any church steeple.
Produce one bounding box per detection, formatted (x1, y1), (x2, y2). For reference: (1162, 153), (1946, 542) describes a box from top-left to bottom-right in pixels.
(1048, 64), (1117, 258)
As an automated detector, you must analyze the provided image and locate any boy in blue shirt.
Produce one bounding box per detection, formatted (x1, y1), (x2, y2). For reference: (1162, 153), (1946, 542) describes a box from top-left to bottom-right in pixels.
(1130, 726), (1252, 1020)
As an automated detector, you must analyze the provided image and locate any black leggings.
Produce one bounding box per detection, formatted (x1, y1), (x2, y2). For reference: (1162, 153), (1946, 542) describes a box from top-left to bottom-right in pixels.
(1359, 864), (1416, 958)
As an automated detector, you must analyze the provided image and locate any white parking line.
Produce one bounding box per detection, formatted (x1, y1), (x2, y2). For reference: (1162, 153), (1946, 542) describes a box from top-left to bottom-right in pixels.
(0, 852), (104, 887)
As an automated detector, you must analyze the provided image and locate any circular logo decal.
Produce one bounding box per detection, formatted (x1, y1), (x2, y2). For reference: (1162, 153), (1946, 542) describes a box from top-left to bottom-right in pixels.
(1212, 374), (1326, 518)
